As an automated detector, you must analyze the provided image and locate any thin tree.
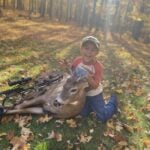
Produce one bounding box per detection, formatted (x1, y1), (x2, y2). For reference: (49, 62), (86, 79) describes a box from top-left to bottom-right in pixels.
(39, 0), (46, 17)
(89, 0), (97, 29)
(48, 0), (53, 19)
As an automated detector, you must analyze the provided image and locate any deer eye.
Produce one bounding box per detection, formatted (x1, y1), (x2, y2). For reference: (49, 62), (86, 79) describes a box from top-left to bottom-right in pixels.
(70, 88), (78, 94)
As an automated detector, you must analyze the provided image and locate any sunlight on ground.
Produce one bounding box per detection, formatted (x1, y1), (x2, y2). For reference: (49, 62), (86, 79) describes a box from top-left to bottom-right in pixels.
(114, 48), (143, 69)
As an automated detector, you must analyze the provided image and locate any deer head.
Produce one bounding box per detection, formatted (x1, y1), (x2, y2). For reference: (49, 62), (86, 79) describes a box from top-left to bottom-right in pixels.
(54, 73), (88, 106)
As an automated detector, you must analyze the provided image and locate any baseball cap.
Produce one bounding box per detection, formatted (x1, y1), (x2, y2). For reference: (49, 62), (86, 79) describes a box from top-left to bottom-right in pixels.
(81, 36), (100, 50)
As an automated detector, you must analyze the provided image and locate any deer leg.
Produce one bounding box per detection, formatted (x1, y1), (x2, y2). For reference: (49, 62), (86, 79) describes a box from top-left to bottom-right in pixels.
(5, 107), (44, 114)
(14, 96), (44, 109)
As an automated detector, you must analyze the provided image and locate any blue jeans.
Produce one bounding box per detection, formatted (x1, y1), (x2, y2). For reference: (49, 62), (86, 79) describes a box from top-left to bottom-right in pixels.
(80, 93), (117, 122)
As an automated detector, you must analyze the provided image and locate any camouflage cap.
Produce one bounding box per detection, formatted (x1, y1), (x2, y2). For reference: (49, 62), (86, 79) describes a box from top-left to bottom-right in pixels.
(81, 36), (100, 50)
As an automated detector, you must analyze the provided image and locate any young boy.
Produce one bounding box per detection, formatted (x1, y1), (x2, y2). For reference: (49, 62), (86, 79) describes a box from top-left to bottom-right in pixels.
(61, 36), (117, 123)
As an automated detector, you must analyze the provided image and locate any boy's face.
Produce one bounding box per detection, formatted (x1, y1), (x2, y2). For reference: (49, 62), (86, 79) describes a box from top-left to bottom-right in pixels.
(80, 42), (99, 64)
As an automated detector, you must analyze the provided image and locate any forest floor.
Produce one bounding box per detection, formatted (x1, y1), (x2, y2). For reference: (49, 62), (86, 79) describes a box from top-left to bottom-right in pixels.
(0, 11), (150, 150)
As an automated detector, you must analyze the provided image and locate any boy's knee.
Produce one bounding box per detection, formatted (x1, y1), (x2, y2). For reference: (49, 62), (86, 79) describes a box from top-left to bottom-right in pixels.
(96, 115), (107, 123)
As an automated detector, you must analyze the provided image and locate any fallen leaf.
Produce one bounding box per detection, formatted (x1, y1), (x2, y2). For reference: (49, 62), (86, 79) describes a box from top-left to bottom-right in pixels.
(47, 130), (62, 142)
(37, 114), (53, 123)
(0, 132), (6, 137)
(115, 121), (123, 132)
(115, 89), (123, 94)
(141, 105), (150, 112)
(144, 130), (150, 136)
(6, 131), (15, 141)
(143, 139), (150, 148)
(79, 133), (92, 143)
(98, 144), (106, 150)
(134, 88), (144, 96)
(118, 141), (128, 146)
(122, 123), (134, 133)
(1, 115), (14, 124)
(55, 119), (64, 124)
(21, 127), (34, 141)
(67, 140), (74, 149)
(127, 115), (138, 122)
(14, 115), (32, 127)
(145, 113), (150, 120)
(10, 136), (28, 150)
(113, 134), (127, 143)
(66, 119), (77, 128)
(103, 131), (115, 137)
(106, 119), (115, 129)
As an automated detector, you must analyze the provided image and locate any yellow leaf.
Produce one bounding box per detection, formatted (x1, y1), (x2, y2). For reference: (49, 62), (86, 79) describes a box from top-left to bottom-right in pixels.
(106, 119), (115, 129)
(0, 132), (6, 137)
(80, 133), (92, 143)
(143, 139), (150, 148)
(37, 114), (53, 123)
(118, 141), (128, 146)
(134, 88), (144, 96)
(66, 119), (77, 128)
(10, 136), (27, 150)
(14, 115), (32, 127)
(21, 127), (33, 141)
(115, 89), (123, 94)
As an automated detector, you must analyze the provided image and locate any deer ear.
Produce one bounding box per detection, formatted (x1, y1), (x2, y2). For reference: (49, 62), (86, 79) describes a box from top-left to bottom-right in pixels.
(66, 68), (74, 77)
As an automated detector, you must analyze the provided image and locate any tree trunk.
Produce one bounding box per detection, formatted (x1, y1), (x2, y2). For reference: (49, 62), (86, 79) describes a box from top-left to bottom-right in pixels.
(3, 0), (6, 8)
(0, 8), (3, 17)
(40, 0), (46, 17)
(17, 0), (23, 10)
(59, 0), (63, 21)
(48, 0), (53, 19)
(90, 0), (97, 29)
(79, 0), (86, 27)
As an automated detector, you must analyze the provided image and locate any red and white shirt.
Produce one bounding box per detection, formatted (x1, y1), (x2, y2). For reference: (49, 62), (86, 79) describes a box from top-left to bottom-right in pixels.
(71, 56), (103, 96)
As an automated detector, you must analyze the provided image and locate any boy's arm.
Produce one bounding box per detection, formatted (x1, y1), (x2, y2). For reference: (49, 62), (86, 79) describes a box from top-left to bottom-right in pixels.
(86, 63), (103, 89)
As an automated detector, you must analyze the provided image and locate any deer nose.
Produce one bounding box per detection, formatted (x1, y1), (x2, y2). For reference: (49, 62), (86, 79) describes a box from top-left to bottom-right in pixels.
(55, 94), (64, 104)
(54, 99), (61, 107)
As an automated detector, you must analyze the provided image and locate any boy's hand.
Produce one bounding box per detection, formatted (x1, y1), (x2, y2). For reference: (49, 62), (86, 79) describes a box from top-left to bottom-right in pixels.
(86, 73), (99, 89)
(86, 73), (94, 83)
(58, 59), (72, 73)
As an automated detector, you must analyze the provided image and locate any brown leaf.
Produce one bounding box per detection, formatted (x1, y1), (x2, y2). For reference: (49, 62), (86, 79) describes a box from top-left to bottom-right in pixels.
(115, 89), (123, 94)
(134, 88), (144, 96)
(143, 139), (150, 148)
(36, 114), (53, 123)
(106, 119), (115, 129)
(10, 136), (28, 150)
(67, 140), (74, 149)
(141, 105), (150, 112)
(66, 119), (77, 128)
(113, 134), (127, 143)
(1, 115), (14, 124)
(145, 113), (150, 120)
(79, 133), (92, 143)
(21, 127), (34, 141)
(6, 131), (15, 141)
(118, 141), (128, 146)
(14, 115), (32, 127)
(122, 123), (134, 133)
(47, 130), (62, 142)
(126, 112), (139, 122)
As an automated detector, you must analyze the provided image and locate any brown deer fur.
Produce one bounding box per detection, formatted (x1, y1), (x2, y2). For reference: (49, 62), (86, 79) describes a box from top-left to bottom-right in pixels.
(4, 73), (88, 118)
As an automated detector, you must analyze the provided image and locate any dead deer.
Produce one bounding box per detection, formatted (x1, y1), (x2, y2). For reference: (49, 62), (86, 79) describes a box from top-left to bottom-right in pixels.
(3, 73), (88, 118)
